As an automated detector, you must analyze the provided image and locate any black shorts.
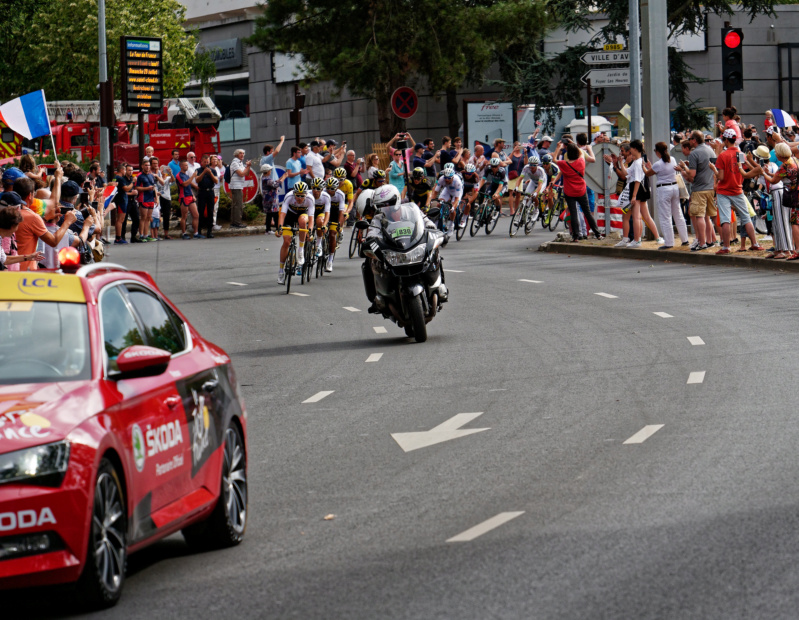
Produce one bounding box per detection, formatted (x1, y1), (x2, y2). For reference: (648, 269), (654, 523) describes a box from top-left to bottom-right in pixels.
(282, 209), (308, 232)
(330, 206), (342, 222)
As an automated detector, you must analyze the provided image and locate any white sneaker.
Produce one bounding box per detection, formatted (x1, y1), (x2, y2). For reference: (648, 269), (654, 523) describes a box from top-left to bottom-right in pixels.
(656, 236), (665, 245)
(297, 250), (305, 266)
(762, 235), (773, 241)
(614, 239), (629, 247)
(690, 239), (700, 249)
(213, 224), (222, 231)
(315, 246), (323, 257)
(277, 271), (285, 285)
(627, 240), (642, 249)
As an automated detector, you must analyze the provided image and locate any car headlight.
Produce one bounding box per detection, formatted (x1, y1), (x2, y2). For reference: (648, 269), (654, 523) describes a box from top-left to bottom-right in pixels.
(383, 245), (426, 266)
(0, 441), (70, 487)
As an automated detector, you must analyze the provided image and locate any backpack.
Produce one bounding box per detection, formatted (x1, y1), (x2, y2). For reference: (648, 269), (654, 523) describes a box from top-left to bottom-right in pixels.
(224, 165), (232, 184)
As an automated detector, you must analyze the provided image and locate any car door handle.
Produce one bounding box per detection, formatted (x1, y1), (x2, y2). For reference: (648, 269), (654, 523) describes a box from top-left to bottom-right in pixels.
(202, 379), (219, 393)
(165, 396), (182, 409)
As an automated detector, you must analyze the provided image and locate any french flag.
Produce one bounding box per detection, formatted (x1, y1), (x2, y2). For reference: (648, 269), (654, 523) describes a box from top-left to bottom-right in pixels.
(103, 185), (117, 211)
(770, 109), (797, 129)
(0, 90), (51, 140)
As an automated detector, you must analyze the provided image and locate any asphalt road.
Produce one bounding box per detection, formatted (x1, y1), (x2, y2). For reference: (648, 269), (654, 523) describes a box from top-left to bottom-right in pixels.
(15, 220), (799, 619)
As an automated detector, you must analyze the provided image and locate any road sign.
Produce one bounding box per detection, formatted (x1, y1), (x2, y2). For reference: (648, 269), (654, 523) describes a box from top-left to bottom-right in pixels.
(120, 36), (163, 114)
(391, 412), (489, 452)
(604, 43), (624, 51)
(391, 86), (418, 120)
(580, 68), (630, 87)
(581, 51), (630, 65)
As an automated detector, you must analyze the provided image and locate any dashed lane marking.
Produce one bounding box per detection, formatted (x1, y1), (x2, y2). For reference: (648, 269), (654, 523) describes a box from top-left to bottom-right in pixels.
(595, 292), (618, 299)
(302, 390), (334, 404)
(227, 282), (247, 286)
(653, 312), (673, 318)
(446, 512), (525, 542)
(373, 326), (388, 334)
(343, 306), (361, 312)
(687, 336), (705, 346)
(623, 424), (665, 444)
(519, 279), (543, 283)
(289, 292), (309, 297)
(447, 270), (465, 273)
(687, 371), (706, 384)
(365, 353), (383, 363)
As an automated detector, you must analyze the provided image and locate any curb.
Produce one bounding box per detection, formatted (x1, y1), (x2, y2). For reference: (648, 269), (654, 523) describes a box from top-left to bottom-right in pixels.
(537, 241), (799, 273)
(212, 226), (264, 238)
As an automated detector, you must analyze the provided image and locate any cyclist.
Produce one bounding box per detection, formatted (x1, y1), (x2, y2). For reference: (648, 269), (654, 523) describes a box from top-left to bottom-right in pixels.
(540, 154), (562, 214)
(275, 181), (314, 284)
(353, 170), (385, 215)
(325, 177), (347, 272)
(333, 167), (355, 218)
(310, 177), (331, 257)
(459, 163), (480, 226)
(406, 167), (434, 210)
(427, 168), (464, 237)
(478, 157), (508, 215)
(520, 155), (547, 220)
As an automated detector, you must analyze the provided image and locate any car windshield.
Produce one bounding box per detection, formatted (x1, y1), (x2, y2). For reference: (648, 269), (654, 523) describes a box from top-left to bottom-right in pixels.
(0, 301), (91, 384)
(377, 204), (425, 250)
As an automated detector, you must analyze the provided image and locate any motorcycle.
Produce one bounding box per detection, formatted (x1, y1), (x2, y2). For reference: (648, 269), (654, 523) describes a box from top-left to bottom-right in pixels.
(359, 204), (449, 343)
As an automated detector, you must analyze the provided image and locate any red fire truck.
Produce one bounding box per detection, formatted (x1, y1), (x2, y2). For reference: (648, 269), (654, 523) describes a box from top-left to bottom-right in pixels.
(0, 98), (221, 166)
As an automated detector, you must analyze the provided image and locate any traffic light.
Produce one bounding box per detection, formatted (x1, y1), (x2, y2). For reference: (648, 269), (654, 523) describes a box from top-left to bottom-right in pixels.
(593, 89), (605, 108)
(721, 27), (744, 92)
(574, 107), (586, 120)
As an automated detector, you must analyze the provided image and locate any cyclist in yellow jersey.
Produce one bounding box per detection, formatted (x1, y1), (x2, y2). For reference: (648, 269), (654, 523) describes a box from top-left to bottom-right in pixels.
(325, 177), (347, 271)
(333, 167), (355, 218)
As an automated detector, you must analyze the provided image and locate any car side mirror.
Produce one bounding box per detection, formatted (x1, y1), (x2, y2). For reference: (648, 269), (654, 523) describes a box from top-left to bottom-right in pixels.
(355, 220), (369, 230)
(113, 345), (171, 380)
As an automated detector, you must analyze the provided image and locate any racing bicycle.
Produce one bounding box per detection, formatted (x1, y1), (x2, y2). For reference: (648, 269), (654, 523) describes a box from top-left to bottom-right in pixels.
(469, 190), (500, 236)
(544, 187), (565, 231)
(509, 192), (541, 237)
(283, 224), (299, 295)
(316, 228), (330, 278)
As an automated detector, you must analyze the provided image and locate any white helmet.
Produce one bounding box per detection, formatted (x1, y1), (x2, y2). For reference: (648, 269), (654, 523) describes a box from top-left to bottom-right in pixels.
(443, 168), (455, 179)
(443, 162), (455, 171)
(465, 164), (476, 173)
(355, 189), (375, 218)
(528, 155), (540, 166)
(489, 157), (501, 167)
(372, 184), (401, 209)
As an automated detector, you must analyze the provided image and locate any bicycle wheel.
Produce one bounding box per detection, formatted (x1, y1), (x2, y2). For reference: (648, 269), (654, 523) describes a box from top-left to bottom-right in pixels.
(485, 204), (499, 234)
(455, 207), (467, 241)
(470, 204), (483, 237)
(348, 225), (360, 259)
(509, 205), (526, 237)
(525, 206), (537, 234)
(285, 244), (295, 294)
(548, 201), (562, 231)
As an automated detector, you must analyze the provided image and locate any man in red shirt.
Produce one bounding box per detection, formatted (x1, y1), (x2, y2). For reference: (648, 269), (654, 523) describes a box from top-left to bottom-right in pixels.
(712, 129), (763, 255)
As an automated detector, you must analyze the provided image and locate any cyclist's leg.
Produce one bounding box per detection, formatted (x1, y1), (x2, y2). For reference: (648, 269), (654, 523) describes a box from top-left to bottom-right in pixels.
(297, 214), (310, 264)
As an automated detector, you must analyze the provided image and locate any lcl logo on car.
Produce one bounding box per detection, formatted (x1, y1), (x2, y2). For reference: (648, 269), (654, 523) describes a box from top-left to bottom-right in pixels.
(17, 278), (58, 296)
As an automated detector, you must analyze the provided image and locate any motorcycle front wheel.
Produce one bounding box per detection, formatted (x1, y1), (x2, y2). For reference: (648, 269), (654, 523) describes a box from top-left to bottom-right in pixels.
(408, 294), (427, 343)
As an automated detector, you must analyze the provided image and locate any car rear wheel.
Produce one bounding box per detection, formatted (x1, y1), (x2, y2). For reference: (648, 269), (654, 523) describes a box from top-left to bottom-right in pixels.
(182, 422), (247, 550)
(77, 458), (127, 609)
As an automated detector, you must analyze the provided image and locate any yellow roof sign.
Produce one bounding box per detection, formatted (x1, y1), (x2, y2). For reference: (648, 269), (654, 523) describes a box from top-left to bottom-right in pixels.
(1, 273), (86, 303)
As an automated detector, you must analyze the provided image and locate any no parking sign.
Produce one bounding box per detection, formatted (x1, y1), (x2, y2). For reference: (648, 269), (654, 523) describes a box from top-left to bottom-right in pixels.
(391, 87), (418, 120)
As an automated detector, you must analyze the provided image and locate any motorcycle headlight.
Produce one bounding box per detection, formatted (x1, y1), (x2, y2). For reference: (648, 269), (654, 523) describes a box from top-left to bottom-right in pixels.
(383, 245), (426, 266)
(0, 441), (71, 487)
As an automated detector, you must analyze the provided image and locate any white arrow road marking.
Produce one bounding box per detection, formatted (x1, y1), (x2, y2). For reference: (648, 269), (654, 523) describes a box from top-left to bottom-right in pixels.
(303, 390), (334, 404)
(687, 371), (706, 384)
(365, 353), (383, 363)
(623, 424), (664, 444)
(653, 312), (673, 318)
(343, 306), (361, 312)
(595, 292), (618, 299)
(373, 326), (388, 334)
(687, 336), (705, 346)
(391, 412), (489, 452)
(447, 512), (525, 542)
(226, 282), (247, 286)
(289, 292), (309, 297)
(519, 279), (543, 283)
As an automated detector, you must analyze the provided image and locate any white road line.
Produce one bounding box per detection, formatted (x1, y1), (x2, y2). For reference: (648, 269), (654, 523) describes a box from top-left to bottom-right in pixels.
(365, 353), (383, 363)
(302, 390), (334, 404)
(653, 312), (673, 318)
(447, 512), (525, 543)
(447, 270), (465, 273)
(623, 424), (665, 445)
(687, 336), (705, 346)
(343, 306), (361, 312)
(289, 292), (309, 297)
(373, 326), (388, 334)
(687, 371), (706, 384)
(519, 279), (543, 283)
(595, 292), (618, 299)
(226, 282), (247, 286)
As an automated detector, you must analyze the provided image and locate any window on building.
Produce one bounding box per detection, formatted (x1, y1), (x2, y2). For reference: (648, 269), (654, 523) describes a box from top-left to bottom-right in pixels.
(183, 78), (250, 143)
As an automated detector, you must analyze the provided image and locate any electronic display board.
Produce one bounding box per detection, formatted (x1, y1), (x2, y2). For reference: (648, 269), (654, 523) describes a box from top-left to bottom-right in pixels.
(120, 36), (163, 114)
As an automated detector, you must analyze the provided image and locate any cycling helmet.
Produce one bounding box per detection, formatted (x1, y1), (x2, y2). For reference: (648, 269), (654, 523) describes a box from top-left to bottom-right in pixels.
(260, 163), (273, 174)
(489, 157), (501, 167)
(465, 164), (476, 173)
(293, 181), (308, 197)
(326, 177), (340, 190)
(310, 177), (325, 191)
(528, 155), (540, 166)
(334, 167), (347, 179)
(412, 167), (426, 180)
(443, 162), (455, 171)
(443, 168), (455, 179)
(372, 184), (401, 208)
(372, 169), (386, 180)
(361, 178), (373, 189)
(541, 154), (553, 164)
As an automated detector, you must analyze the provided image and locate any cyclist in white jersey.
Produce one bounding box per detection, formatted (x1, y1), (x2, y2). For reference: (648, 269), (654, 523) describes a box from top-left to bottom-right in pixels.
(520, 155), (547, 220)
(310, 177), (331, 257)
(427, 168), (464, 234)
(276, 182), (314, 284)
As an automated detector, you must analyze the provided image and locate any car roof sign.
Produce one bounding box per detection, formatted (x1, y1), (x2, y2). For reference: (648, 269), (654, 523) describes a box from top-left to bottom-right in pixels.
(1, 272), (86, 303)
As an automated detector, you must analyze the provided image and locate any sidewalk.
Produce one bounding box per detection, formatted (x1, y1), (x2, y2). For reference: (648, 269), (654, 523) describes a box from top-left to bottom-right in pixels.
(537, 234), (799, 273)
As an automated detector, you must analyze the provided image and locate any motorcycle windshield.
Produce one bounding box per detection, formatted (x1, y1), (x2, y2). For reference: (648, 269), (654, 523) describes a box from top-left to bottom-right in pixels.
(379, 204), (425, 250)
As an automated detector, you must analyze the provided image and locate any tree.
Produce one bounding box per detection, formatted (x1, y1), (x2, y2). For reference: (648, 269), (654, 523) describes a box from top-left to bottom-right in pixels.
(1, 0), (199, 102)
(495, 0), (780, 131)
(0, 0), (41, 101)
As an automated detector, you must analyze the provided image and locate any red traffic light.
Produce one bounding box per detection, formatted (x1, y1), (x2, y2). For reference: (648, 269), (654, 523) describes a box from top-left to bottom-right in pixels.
(724, 31), (742, 49)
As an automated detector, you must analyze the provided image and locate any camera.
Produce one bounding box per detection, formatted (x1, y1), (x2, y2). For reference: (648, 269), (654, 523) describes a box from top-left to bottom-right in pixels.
(79, 192), (90, 206)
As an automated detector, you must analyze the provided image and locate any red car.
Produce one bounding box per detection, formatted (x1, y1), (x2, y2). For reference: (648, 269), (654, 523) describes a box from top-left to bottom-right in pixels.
(0, 264), (248, 608)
